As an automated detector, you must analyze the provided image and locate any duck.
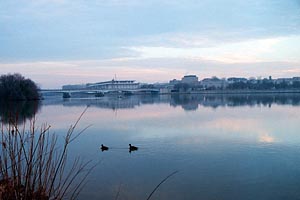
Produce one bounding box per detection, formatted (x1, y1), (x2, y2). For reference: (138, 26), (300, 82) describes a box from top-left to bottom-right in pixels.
(129, 144), (138, 151)
(100, 144), (109, 151)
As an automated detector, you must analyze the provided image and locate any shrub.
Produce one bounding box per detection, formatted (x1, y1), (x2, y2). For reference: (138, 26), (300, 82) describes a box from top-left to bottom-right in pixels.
(0, 74), (40, 100)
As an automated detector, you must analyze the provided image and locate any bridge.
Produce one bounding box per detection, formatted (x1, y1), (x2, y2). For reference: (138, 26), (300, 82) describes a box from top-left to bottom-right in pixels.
(40, 88), (160, 98)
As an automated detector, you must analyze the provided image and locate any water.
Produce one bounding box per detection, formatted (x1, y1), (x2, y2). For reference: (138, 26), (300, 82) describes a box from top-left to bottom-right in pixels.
(3, 94), (300, 199)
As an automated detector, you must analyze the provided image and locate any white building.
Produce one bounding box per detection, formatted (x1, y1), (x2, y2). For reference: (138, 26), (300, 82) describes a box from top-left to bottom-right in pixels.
(62, 80), (140, 91)
(86, 80), (140, 90)
(200, 78), (227, 89)
(181, 75), (199, 85)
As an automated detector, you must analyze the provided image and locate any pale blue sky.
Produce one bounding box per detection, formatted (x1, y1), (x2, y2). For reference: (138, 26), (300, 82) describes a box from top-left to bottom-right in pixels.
(1, 0), (300, 88)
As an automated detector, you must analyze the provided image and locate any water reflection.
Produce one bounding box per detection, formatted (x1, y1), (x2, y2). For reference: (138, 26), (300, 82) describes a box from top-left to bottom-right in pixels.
(42, 93), (300, 111)
(170, 93), (300, 109)
(0, 100), (41, 124)
(35, 94), (300, 200)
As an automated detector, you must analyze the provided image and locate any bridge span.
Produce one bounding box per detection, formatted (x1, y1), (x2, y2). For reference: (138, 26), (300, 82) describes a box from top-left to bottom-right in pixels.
(40, 88), (160, 98)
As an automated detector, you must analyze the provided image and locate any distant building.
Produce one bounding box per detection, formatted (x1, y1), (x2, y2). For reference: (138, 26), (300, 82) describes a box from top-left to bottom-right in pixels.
(62, 84), (86, 90)
(248, 78), (258, 84)
(275, 78), (293, 85)
(227, 77), (247, 84)
(86, 79), (139, 90)
(181, 75), (199, 85)
(169, 79), (181, 85)
(292, 77), (300, 82)
(62, 80), (140, 91)
(200, 77), (227, 89)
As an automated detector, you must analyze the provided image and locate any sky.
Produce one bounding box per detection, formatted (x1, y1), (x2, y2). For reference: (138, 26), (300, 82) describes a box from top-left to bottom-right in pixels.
(1, 0), (300, 88)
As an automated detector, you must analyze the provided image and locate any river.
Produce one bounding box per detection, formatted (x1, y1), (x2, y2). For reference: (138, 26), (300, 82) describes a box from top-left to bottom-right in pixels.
(2, 93), (300, 200)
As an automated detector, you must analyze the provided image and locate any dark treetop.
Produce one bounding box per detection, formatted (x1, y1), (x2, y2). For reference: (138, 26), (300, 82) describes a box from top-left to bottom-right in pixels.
(0, 73), (40, 101)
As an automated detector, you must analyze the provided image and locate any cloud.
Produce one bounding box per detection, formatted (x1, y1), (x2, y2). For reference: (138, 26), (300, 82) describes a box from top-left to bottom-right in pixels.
(1, 0), (299, 88)
(173, 115), (278, 145)
(1, 56), (299, 88)
(259, 134), (275, 143)
(282, 68), (300, 73)
(1, 0), (300, 61)
(30, 0), (67, 4)
(129, 35), (300, 63)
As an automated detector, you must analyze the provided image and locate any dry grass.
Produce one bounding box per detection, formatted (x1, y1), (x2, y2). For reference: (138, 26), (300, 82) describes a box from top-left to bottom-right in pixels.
(0, 108), (93, 200)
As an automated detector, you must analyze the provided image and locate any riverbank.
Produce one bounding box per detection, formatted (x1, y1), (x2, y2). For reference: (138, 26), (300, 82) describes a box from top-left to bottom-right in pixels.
(161, 89), (300, 95)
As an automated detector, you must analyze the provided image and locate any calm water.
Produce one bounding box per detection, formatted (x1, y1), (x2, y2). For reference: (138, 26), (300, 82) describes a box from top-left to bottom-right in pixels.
(4, 94), (300, 200)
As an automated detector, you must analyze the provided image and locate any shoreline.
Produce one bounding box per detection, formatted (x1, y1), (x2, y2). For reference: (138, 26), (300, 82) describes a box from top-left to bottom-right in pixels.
(160, 89), (300, 95)
(41, 89), (300, 100)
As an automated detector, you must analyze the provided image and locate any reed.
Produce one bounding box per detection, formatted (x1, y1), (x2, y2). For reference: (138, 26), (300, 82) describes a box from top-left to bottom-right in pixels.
(0, 108), (93, 200)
